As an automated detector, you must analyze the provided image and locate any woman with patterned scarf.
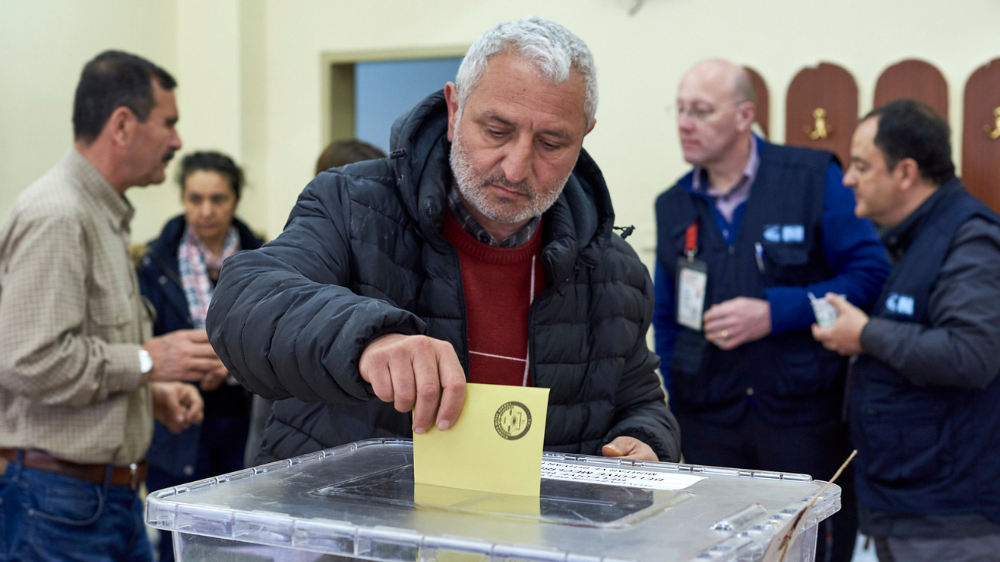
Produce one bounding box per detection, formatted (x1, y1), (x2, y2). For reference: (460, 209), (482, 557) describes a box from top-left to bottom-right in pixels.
(136, 151), (263, 562)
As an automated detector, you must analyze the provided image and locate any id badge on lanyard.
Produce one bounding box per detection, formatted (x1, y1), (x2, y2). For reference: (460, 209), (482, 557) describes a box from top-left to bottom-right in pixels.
(676, 221), (708, 331)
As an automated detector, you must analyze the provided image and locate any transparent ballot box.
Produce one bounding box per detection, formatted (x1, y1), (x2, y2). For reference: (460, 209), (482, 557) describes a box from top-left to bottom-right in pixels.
(145, 439), (840, 562)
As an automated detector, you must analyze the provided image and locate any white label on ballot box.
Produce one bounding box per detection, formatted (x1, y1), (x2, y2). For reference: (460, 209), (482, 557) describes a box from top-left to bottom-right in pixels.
(676, 257), (708, 331)
(541, 461), (705, 491)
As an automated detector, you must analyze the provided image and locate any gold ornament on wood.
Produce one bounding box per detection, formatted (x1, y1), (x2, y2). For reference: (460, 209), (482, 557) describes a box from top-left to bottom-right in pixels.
(985, 107), (1000, 140)
(805, 108), (831, 140)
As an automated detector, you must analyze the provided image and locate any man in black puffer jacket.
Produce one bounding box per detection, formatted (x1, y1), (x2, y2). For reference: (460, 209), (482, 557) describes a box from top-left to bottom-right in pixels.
(207, 16), (680, 464)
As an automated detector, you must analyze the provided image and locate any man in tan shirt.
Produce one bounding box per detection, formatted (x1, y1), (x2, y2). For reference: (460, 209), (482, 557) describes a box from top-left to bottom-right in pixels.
(0, 51), (224, 560)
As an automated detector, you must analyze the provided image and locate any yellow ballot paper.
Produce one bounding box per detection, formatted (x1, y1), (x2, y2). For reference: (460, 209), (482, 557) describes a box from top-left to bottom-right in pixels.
(413, 383), (549, 497)
(413, 483), (542, 519)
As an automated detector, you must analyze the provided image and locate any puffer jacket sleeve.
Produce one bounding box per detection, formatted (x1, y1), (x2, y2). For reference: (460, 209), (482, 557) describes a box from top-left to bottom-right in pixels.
(602, 238), (682, 462)
(206, 172), (426, 404)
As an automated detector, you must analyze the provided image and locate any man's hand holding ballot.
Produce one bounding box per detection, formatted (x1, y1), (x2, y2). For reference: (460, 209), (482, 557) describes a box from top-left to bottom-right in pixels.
(360, 333), (467, 434)
(362, 334), (660, 462)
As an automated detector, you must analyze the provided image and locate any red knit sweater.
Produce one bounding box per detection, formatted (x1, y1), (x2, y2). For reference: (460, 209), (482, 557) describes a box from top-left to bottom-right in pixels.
(443, 213), (546, 387)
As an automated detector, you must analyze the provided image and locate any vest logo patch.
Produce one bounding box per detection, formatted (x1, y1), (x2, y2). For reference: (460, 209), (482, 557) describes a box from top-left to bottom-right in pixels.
(763, 224), (805, 243)
(886, 293), (915, 316)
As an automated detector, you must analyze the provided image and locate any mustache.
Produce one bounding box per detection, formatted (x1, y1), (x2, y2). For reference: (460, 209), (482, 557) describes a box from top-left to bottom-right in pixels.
(162, 150), (176, 163)
(479, 173), (533, 196)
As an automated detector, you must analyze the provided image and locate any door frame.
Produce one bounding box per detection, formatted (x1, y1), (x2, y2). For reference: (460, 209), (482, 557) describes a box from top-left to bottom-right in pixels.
(320, 46), (470, 147)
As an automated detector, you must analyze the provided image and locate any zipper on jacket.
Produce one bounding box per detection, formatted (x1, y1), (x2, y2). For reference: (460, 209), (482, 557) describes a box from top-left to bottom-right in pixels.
(526, 291), (550, 389)
(526, 255), (593, 388)
(727, 244), (737, 296)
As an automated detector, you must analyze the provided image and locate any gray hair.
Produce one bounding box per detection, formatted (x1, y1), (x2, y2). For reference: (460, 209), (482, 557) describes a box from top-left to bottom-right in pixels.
(455, 16), (598, 126)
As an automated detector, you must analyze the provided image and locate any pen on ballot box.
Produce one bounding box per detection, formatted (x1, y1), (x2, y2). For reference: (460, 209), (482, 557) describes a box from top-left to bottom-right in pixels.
(754, 242), (765, 274)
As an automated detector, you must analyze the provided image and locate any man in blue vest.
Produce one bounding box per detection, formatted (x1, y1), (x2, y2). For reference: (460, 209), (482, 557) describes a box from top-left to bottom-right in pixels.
(654, 59), (890, 562)
(814, 99), (1000, 562)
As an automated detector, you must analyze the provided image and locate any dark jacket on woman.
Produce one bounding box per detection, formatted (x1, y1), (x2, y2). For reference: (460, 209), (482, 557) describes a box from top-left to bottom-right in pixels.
(206, 91), (681, 463)
(137, 214), (263, 476)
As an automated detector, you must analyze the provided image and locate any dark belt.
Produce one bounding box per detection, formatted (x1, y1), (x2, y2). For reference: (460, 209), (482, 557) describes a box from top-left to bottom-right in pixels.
(0, 449), (147, 490)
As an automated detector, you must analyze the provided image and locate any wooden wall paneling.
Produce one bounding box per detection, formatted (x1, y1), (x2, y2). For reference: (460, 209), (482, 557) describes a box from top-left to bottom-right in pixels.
(785, 63), (858, 166)
(873, 59), (948, 121)
(963, 58), (1000, 213)
(744, 66), (770, 139)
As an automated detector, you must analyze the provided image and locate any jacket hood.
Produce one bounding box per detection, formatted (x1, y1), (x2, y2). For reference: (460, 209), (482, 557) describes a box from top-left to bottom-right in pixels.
(388, 90), (616, 261)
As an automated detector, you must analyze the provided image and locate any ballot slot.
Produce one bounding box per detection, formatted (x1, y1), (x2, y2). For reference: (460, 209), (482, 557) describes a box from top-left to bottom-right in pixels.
(312, 462), (693, 528)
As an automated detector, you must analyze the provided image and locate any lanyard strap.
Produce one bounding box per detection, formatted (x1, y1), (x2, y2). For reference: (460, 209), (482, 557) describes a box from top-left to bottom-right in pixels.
(684, 221), (698, 260)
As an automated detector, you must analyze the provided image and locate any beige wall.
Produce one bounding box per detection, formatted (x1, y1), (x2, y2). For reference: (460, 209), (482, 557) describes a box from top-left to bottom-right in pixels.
(1, 0), (998, 263)
(170, 0), (269, 239)
(258, 0), (1000, 270)
(0, 0), (267, 244)
(0, 0), (178, 243)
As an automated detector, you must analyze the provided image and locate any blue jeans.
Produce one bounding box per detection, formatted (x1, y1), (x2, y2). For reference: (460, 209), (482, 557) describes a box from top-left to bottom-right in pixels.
(0, 456), (154, 562)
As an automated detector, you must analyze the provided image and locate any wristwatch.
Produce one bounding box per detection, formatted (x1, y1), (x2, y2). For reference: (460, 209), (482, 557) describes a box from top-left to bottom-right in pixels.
(138, 349), (153, 375)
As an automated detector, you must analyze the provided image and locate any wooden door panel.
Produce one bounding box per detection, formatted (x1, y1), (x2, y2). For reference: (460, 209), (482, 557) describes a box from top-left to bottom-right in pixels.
(785, 63), (858, 166)
(873, 59), (948, 121)
(745, 66), (770, 139)
(963, 58), (1000, 213)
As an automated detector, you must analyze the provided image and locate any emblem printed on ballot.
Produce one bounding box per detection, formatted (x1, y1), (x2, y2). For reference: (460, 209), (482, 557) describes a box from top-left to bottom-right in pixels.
(494, 401), (532, 440)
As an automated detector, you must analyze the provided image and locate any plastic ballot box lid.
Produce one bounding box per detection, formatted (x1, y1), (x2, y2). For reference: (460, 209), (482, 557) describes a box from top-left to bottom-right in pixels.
(145, 439), (840, 562)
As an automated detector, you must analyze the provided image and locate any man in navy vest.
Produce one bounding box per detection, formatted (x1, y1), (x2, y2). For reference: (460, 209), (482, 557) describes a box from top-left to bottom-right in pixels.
(814, 99), (1000, 561)
(654, 59), (890, 562)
